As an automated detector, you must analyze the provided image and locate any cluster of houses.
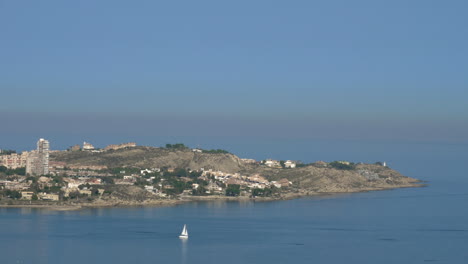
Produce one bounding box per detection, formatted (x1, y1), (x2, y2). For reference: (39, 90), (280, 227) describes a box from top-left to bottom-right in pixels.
(262, 159), (297, 168)
(20, 191), (59, 201)
(0, 175), (106, 201)
(240, 158), (297, 168)
(2, 141), (299, 200)
(0, 177), (30, 191)
(199, 169), (292, 192)
(1, 165), (294, 200)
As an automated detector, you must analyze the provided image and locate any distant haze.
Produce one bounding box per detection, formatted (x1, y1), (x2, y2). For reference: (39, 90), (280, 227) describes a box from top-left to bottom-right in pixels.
(1, 1), (467, 149)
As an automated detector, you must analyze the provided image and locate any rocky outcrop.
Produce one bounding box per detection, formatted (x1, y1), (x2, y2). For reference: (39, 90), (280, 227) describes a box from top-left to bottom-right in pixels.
(240, 163), (421, 193)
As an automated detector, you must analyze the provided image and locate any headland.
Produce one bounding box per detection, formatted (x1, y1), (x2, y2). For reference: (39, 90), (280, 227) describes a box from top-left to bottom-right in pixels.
(0, 142), (423, 210)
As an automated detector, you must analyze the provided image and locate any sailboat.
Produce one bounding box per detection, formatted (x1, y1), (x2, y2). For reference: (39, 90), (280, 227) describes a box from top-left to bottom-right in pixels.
(179, 224), (188, 239)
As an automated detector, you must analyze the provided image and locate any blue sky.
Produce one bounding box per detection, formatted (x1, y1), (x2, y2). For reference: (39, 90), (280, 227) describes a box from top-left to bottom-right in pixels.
(1, 0), (467, 149)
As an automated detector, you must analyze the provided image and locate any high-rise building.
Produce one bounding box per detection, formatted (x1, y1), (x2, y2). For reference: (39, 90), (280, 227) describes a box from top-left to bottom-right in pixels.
(26, 138), (50, 176)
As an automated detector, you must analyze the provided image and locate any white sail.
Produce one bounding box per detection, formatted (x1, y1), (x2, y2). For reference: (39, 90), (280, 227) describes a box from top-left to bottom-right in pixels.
(179, 224), (188, 238)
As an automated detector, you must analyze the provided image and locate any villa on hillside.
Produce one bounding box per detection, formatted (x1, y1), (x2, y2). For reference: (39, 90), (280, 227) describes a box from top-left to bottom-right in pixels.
(284, 160), (296, 168)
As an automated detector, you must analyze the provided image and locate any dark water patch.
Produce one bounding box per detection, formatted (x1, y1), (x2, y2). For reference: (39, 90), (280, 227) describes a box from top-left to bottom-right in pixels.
(52, 232), (115, 240)
(127, 230), (157, 234)
(378, 238), (398, 242)
(352, 192), (468, 201)
(285, 243), (305, 246)
(317, 227), (371, 232)
(417, 229), (468, 233)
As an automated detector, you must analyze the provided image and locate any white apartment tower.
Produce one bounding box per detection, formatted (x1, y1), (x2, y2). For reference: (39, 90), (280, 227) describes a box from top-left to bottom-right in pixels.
(26, 138), (50, 176)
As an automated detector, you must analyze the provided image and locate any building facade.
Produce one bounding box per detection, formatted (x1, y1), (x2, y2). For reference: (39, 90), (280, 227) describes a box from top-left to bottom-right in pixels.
(26, 138), (50, 176)
(0, 152), (29, 169)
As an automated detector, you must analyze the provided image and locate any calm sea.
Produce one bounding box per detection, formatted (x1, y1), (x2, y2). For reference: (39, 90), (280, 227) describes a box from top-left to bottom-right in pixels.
(1, 140), (467, 264)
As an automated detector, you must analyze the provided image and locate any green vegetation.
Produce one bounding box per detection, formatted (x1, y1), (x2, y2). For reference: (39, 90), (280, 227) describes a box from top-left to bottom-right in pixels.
(192, 185), (208, 195)
(295, 161), (308, 168)
(3, 190), (21, 199)
(329, 161), (355, 170)
(225, 184), (240, 196)
(101, 177), (114, 184)
(251, 187), (274, 197)
(133, 177), (148, 187)
(163, 180), (191, 195)
(52, 175), (64, 184)
(280, 160), (286, 168)
(68, 191), (85, 199)
(0, 149), (16, 155)
(165, 143), (188, 149)
(163, 168), (202, 179)
(107, 167), (140, 175)
(0, 166), (26, 176)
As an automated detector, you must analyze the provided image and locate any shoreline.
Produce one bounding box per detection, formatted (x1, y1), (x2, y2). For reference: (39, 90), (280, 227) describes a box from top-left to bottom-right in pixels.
(0, 182), (425, 211)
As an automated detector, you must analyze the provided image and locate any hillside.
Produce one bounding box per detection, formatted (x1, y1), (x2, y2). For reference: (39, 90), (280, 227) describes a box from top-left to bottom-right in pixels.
(240, 163), (419, 194)
(51, 146), (245, 172)
(51, 147), (422, 196)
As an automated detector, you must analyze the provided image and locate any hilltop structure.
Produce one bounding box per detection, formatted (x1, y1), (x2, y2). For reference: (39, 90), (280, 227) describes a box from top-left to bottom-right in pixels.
(26, 138), (50, 176)
(104, 142), (136, 151)
(83, 142), (95, 151)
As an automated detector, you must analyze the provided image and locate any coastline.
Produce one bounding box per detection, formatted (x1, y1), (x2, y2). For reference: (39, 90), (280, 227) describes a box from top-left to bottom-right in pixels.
(0, 182), (425, 211)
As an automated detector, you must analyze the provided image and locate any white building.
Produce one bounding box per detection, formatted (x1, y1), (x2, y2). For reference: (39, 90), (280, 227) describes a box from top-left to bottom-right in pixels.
(284, 160), (296, 168)
(264, 159), (280, 167)
(83, 142), (95, 150)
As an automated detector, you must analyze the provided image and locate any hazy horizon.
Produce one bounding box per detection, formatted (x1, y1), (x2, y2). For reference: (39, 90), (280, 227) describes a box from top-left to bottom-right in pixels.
(1, 1), (467, 149)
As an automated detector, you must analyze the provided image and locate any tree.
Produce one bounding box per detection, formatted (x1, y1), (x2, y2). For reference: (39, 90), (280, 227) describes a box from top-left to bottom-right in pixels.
(165, 143), (188, 149)
(0, 149), (16, 155)
(175, 168), (188, 177)
(101, 177), (114, 185)
(49, 186), (62, 193)
(26, 176), (37, 183)
(6, 190), (21, 199)
(134, 178), (148, 187)
(189, 170), (202, 178)
(32, 194), (38, 201)
(30, 182), (41, 193)
(192, 185), (207, 196)
(252, 187), (273, 197)
(5, 167), (26, 176)
(52, 176), (64, 184)
(92, 188), (100, 196)
(225, 184), (240, 196)
(280, 160), (286, 168)
(329, 161), (355, 170)
(68, 191), (81, 199)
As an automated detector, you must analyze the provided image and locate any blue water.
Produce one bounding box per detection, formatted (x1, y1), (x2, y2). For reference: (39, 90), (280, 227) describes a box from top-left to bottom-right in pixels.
(1, 140), (467, 264)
